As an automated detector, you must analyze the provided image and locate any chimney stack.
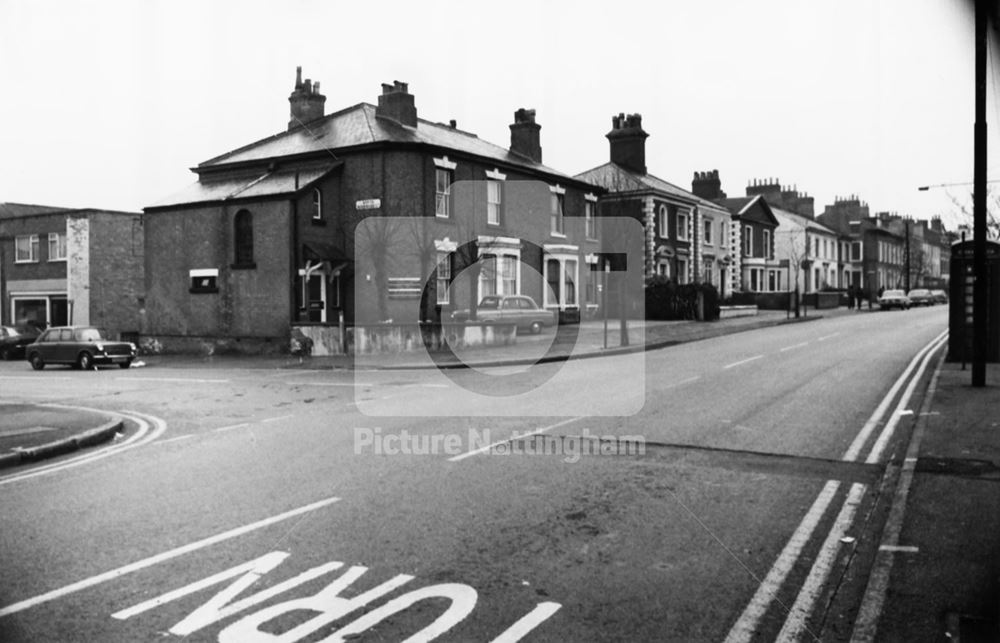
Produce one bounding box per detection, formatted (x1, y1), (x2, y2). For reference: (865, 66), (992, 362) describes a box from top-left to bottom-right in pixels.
(607, 113), (649, 174)
(692, 169), (726, 200)
(509, 108), (542, 163)
(288, 66), (327, 131)
(375, 80), (418, 128)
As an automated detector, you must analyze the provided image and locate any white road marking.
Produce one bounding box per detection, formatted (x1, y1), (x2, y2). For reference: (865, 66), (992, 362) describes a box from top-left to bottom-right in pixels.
(0, 496), (340, 618)
(841, 329), (947, 461)
(865, 335), (947, 464)
(878, 545), (919, 553)
(490, 602), (562, 642)
(724, 480), (841, 643)
(776, 482), (867, 642)
(851, 349), (946, 643)
(448, 417), (585, 462)
(115, 377), (230, 384)
(214, 423), (250, 433)
(260, 414), (294, 424)
(817, 332), (841, 342)
(723, 355), (764, 369)
(664, 376), (701, 389)
(0, 409), (166, 486)
(779, 342), (809, 352)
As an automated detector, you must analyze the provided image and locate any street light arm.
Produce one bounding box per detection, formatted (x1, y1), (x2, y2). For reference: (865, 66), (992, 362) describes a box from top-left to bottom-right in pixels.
(918, 179), (1000, 191)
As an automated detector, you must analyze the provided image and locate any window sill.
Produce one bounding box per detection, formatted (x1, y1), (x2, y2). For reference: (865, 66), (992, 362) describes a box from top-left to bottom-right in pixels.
(231, 262), (257, 270)
(550, 232), (567, 239)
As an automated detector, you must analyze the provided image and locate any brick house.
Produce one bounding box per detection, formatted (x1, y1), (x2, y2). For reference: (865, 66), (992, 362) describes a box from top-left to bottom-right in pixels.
(818, 197), (908, 295)
(711, 194), (782, 292)
(0, 203), (144, 336)
(143, 69), (601, 354)
(575, 115), (735, 297)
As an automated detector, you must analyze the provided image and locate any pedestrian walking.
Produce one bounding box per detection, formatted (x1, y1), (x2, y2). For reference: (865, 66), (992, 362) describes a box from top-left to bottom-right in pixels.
(847, 286), (855, 310)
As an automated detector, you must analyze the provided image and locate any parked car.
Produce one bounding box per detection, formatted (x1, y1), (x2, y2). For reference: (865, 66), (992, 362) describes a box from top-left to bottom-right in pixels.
(0, 325), (39, 360)
(877, 289), (911, 310)
(451, 295), (556, 334)
(906, 289), (935, 306)
(930, 289), (949, 304)
(25, 326), (137, 370)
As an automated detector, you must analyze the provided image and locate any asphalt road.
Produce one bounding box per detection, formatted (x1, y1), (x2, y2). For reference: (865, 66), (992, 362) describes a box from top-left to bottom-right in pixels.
(0, 307), (947, 642)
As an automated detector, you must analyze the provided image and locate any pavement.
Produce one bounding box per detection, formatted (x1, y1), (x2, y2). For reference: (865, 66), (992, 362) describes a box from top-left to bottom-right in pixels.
(1, 304), (997, 640)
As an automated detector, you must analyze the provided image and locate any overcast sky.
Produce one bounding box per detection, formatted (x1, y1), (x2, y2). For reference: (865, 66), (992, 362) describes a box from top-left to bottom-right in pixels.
(1, 0), (994, 230)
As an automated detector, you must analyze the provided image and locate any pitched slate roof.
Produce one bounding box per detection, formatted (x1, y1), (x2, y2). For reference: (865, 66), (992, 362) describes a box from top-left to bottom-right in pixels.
(0, 202), (73, 219)
(198, 103), (580, 183)
(148, 163), (341, 209)
(573, 162), (730, 215)
(717, 195), (779, 227)
(771, 206), (839, 236)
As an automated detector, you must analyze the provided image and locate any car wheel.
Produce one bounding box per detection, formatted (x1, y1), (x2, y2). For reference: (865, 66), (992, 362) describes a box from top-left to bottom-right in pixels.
(119, 360), (132, 370)
(29, 353), (44, 370)
(529, 321), (542, 334)
(77, 351), (94, 370)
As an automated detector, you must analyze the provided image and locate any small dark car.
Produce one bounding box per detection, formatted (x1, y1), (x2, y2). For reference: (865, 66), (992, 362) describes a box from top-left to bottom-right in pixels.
(906, 289), (935, 306)
(26, 326), (137, 370)
(451, 295), (556, 334)
(0, 325), (39, 360)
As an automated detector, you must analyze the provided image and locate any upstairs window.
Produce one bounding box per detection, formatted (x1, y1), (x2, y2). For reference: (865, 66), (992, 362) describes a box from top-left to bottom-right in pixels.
(744, 226), (753, 256)
(312, 188), (323, 221)
(487, 180), (502, 225)
(234, 210), (254, 267)
(435, 169), (452, 218)
(48, 233), (67, 261)
(676, 209), (689, 241)
(585, 197), (597, 239)
(703, 220), (713, 245)
(657, 205), (669, 239)
(550, 185), (565, 236)
(763, 229), (771, 259)
(15, 235), (39, 263)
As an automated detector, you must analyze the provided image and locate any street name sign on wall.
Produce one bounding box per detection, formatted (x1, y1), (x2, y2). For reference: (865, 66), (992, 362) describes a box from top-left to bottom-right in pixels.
(355, 199), (381, 210)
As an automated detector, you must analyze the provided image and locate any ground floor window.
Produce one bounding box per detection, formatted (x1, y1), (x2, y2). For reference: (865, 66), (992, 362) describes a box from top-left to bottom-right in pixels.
(478, 252), (519, 299)
(543, 255), (579, 308)
(11, 295), (68, 327)
(768, 269), (781, 292)
(676, 258), (689, 284)
(657, 261), (670, 278)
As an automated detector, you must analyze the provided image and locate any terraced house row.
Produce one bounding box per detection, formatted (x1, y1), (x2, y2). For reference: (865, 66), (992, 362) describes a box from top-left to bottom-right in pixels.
(0, 68), (958, 354)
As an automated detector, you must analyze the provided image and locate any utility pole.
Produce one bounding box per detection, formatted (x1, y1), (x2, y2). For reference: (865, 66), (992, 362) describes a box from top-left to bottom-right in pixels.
(973, 0), (987, 387)
(904, 218), (911, 292)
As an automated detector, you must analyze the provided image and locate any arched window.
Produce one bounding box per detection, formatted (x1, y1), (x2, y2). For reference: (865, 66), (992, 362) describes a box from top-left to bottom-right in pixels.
(234, 210), (254, 266)
(312, 188), (322, 220)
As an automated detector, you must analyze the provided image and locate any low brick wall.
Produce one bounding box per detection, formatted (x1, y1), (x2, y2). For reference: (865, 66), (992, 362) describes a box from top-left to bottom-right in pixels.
(348, 322), (517, 355)
(719, 305), (758, 319)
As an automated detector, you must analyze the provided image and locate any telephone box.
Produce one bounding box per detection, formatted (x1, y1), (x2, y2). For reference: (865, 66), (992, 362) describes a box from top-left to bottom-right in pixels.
(948, 239), (1000, 362)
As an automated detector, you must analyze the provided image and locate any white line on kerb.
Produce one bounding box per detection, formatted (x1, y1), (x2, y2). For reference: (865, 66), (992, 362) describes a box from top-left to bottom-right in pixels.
(723, 355), (764, 369)
(448, 417), (584, 462)
(724, 480), (840, 643)
(776, 483), (868, 642)
(841, 329), (947, 462)
(0, 497), (340, 618)
(878, 545), (919, 553)
(779, 342), (809, 353)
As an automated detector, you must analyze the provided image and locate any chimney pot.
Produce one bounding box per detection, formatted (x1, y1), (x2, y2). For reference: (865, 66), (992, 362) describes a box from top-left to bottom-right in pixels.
(606, 111), (648, 174)
(510, 107), (542, 162)
(288, 67), (326, 130)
